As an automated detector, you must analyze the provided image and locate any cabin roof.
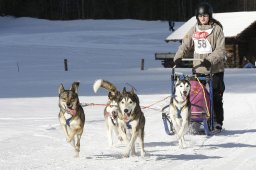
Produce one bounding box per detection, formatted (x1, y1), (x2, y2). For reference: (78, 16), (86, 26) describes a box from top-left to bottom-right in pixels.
(166, 11), (256, 42)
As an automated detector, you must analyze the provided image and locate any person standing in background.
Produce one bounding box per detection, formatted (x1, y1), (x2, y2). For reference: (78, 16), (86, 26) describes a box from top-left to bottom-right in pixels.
(168, 20), (175, 32)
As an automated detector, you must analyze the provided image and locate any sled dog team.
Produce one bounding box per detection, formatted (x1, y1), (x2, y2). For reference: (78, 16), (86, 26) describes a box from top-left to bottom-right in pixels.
(58, 78), (190, 157)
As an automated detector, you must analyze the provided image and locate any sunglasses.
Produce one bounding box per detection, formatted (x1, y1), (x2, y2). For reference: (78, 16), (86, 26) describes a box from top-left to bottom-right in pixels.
(198, 14), (209, 17)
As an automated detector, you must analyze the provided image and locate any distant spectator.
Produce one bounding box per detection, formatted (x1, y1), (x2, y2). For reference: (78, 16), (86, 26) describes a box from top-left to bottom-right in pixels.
(168, 20), (175, 32)
(243, 61), (255, 68)
(243, 57), (255, 68)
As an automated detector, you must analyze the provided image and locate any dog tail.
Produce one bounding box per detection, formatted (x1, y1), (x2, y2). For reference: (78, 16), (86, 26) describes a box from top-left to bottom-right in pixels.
(93, 79), (117, 93)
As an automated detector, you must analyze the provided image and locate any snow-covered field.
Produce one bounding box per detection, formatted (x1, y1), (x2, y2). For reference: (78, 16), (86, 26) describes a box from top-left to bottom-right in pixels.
(0, 17), (256, 170)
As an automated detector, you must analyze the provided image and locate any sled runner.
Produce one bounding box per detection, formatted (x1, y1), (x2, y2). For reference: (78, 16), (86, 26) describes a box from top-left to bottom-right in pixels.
(162, 58), (214, 136)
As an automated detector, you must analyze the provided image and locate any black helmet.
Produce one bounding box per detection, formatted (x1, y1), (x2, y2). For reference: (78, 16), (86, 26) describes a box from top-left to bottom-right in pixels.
(195, 2), (213, 19)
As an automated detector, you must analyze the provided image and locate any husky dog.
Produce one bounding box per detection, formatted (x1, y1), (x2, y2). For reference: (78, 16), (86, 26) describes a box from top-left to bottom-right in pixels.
(58, 82), (85, 157)
(169, 78), (191, 148)
(117, 87), (146, 157)
(93, 79), (121, 147)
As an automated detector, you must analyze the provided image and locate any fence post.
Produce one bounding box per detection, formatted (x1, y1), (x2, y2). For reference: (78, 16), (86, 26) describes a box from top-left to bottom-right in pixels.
(141, 59), (144, 70)
(64, 59), (68, 71)
(17, 62), (20, 72)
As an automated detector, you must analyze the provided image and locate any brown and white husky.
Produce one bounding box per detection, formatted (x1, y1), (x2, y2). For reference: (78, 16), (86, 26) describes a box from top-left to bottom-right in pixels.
(58, 82), (85, 157)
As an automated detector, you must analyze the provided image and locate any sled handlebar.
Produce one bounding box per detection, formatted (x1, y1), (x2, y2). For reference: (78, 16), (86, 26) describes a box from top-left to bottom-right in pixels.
(182, 58), (203, 62)
(172, 58), (203, 69)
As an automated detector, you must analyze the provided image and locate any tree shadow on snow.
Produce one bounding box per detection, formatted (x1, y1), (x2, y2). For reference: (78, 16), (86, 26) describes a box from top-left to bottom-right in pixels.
(220, 129), (256, 136)
(93, 153), (123, 160)
(145, 141), (176, 147)
(203, 142), (256, 149)
(153, 153), (222, 161)
(86, 119), (104, 123)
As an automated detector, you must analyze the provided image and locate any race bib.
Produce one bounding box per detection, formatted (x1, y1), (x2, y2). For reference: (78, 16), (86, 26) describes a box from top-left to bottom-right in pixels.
(192, 26), (214, 54)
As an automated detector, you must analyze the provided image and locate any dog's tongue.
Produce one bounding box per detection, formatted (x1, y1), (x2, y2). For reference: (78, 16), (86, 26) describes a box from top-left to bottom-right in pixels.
(68, 108), (77, 116)
(124, 114), (130, 122)
(182, 95), (187, 101)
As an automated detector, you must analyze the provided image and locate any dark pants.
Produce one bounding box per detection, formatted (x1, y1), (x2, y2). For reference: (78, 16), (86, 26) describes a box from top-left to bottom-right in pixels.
(195, 72), (225, 126)
(212, 72), (225, 126)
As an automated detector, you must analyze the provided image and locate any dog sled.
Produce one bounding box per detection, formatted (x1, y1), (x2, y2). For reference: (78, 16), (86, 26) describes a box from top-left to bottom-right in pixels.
(162, 58), (214, 136)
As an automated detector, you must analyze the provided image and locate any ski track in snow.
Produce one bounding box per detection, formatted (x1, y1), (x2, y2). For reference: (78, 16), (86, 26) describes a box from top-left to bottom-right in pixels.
(0, 94), (256, 169)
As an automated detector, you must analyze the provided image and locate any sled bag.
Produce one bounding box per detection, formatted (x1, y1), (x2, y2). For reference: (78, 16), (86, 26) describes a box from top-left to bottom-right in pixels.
(189, 80), (211, 118)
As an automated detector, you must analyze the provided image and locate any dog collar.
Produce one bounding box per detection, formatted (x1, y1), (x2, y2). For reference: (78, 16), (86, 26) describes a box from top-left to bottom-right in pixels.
(173, 96), (187, 104)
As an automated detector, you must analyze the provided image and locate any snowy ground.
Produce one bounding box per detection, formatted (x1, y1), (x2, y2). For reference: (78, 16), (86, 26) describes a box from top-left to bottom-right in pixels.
(0, 17), (256, 170)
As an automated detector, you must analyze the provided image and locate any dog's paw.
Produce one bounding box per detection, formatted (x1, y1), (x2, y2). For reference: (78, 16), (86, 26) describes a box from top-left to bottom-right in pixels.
(178, 143), (187, 149)
(141, 151), (146, 157)
(130, 151), (136, 156)
(123, 149), (130, 158)
(123, 152), (130, 158)
(66, 137), (72, 143)
(118, 136), (123, 141)
(75, 146), (80, 152)
(175, 135), (180, 141)
(74, 152), (79, 158)
(182, 142), (188, 148)
(180, 145), (187, 149)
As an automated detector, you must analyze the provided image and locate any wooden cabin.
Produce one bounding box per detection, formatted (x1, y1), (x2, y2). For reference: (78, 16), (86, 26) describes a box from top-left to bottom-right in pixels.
(165, 12), (256, 68)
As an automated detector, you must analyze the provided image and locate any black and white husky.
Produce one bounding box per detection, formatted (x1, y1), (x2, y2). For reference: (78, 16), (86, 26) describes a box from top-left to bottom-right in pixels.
(169, 78), (191, 148)
(94, 80), (145, 157)
(117, 87), (146, 157)
(93, 79), (121, 147)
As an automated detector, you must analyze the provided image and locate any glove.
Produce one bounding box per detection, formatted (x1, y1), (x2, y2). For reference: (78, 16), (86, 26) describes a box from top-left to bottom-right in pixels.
(174, 58), (182, 67)
(201, 59), (211, 68)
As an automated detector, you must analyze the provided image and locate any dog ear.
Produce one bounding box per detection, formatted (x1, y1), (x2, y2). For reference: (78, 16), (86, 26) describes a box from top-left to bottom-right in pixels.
(131, 88), (136, 95)
(115, 91), (121, 101)
(71, 81), (80, 93)
(175, 77), (180, 85)
(58, 84), (65, 94)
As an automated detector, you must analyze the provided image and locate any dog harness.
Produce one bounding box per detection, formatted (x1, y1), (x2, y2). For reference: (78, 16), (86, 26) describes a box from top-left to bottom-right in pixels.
(64, 102), (81, 127)
(171, 98), (188, 118)
(64, 110), (76, 127)
(63, 111), (74, 127)
(66, 117), (74, 127)
(126, 120), (132, 129)
(104, 110), (118, 126)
